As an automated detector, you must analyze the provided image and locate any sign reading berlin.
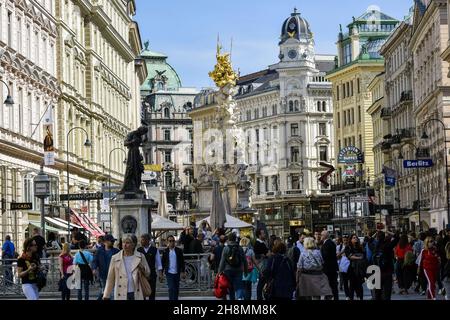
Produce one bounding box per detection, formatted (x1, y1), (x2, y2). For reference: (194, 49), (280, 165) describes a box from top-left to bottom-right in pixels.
(338, 146), (364, 164)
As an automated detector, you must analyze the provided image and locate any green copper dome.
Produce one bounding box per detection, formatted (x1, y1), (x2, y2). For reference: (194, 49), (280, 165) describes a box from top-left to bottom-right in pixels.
(140, 41), (182, 93)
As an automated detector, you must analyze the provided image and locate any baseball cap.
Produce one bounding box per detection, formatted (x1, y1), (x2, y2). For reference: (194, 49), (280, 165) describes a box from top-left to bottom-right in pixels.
(104, 234), (117, 242)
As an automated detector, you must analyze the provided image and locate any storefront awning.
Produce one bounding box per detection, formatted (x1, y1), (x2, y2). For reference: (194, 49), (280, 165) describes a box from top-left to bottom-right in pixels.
(29, 220), (65, 235)
(71, 210), (105, 237)
(46, 217), (83, 230)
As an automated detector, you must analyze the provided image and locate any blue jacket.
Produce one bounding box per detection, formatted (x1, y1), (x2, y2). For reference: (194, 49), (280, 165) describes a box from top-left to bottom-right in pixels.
(92, 247), (119, 280)
(2, 240), (15, 258)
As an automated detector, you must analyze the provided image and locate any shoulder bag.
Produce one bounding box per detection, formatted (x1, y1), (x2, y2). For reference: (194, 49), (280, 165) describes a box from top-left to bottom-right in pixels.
(138, 265), (152, 297)
(79, 251), (94, 282)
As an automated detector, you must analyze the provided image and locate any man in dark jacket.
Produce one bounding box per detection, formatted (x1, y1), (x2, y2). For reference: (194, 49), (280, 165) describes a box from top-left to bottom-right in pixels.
(321, 231), (339, 300)
(218, 232), (248, 300)
(373, 231), (400, 300)
(212, 235), (226, 273)
(189, 233), (205, 255)
(179, 227), (195, 254)
(254, 228), (270, 300)
(161, 235), (185, 301)
(137, 233), (162, 300)
(92, 234), (119, 300)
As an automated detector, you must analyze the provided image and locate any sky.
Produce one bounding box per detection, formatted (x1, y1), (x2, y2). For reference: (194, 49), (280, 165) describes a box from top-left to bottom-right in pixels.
(135, 0), (413, 89)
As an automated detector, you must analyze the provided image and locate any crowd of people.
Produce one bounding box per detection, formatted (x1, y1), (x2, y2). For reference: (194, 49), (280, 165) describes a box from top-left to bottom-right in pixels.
(2, 223), (450, 301)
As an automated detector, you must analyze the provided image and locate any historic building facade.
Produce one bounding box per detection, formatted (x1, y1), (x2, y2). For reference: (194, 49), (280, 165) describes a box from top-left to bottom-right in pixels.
(235, 10), (336, 238)
(140, 43), (198, 212)
(0, 0), (59, 245)
(326, 6), (399, 235)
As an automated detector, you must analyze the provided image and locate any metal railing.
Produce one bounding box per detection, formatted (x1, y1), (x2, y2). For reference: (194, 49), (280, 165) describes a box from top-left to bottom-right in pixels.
(0, 252), (213, 298)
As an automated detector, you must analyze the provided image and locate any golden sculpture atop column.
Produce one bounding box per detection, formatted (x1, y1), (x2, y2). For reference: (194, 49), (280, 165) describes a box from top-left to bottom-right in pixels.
(208, 43), (238, 88)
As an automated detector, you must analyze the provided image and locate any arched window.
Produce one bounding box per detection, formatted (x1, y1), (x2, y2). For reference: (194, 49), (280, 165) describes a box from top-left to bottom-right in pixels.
(317, 101), (321, 111)
(289, 101), (294, 112)
(322, 101), (327, 112)
(164, 107), (170, 118)
(294, 100), (299, 111)
(165, 172), (172, 189)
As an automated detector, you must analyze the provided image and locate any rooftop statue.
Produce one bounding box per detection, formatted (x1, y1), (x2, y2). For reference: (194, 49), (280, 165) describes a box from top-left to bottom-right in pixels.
(208, 44), (239, 88)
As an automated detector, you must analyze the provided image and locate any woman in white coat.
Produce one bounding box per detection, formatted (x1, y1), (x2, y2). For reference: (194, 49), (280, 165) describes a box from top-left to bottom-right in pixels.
(103, 236), (150, 300)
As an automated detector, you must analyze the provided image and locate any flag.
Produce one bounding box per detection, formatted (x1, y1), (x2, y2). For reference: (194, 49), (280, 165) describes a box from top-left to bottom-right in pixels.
(43, 105), (55, 166)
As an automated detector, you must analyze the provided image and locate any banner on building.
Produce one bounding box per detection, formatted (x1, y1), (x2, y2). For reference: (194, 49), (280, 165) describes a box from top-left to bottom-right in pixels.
(43, 106), (55, 166)
(382, 166), (396, 187)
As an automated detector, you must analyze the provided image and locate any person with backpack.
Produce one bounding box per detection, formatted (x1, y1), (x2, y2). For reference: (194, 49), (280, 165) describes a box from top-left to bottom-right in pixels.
(73, 240), (93, 300)
(344, 234), (367, 300)
(263, 240), (296, 301)
(240, 237), (258, 300)
(373, 230), (400, 300)
(218, 232), (248, 300)
(417, 236), (441, 300)
(394, 234), (413, 294)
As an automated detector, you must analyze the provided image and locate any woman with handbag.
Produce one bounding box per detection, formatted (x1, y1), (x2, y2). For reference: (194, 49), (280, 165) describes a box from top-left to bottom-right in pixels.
(337, 236), (351, 299)
(344, 234), (367, 300)
(296, 237), (332, 300)
(103, 235), (151, 300)
(59, 243), (73, 300)
(73, 240), (94, 300)
(16, 238), (41, 300)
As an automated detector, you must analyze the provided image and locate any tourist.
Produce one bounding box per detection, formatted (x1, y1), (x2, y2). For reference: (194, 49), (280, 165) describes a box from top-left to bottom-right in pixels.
(254, 228), (270, 300)
(394, 234), (413, 294)
(161, 235), (186, 301)
(218, 232), (248, 300)
(314, 231), (322, 247)
(417, 236), (441, 300)
(103, 235), (151, 300)
(137, 233), (163, 300)
(240, 237), (258, 300)
(46, 232), (61, 251)
(345, 234), (367, 300)
(296, 237), (331, 300)
(337, 236), (350, 299)
(31, 228), (46, 258)
(92, 234), (120, 300)
(189, 232), (205, 255)
(59, 243), (73, 300)
(17, 238), (41, 300)
(73, 240), (93, 300)
(70, 227), (88, 250)
(373, 231), (400, 300)
(263, 240), (295, 301)
(210, 235), (226, 275)
(320, 231), (339, 300)
(414, 232), (427, 294)
(2, 235), (15, 285)
(296, 231), (307, 254)
(95, 236), (105, 250)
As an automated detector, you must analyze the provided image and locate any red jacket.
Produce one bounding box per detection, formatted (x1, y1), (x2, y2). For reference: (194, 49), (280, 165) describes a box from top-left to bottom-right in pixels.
(420, 249), (440, 272)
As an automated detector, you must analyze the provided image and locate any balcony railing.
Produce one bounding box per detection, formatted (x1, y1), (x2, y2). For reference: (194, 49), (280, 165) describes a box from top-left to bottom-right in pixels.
(285, 190), (303, 195)
(380, 108), (392, 119)
(399, 128), (415, 142)
(400, 90), (413, 103)
(381, 141), (392, 153)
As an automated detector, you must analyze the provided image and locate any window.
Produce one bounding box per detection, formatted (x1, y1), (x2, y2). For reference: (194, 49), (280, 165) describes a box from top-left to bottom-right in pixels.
(26, 24), (31, 56)
(254, 109), (259, 119)
(188, 129), (193, 141)
(319, 146), (328, 161)
(164, 150), (171, 163)
(357, 78), (361, 93)
(317, 101), (321, 112)
(18, 87), (23, 134)
(351, 108), (355, 124)
(291, 123), (299, 136)
(163, 108), (170, 118)
(256, 178), (261, 195)
(294, 100), (299, 111)
(344, 43), (352, 64)
(322, 101), (326, 112)
(289, 101), (294, 112)
(336, 85), (340, 100)
(255, 129), (259, 142)
(272, 104), (277, 115)
(319, 123), (327, 136)
(359, 134), (362, 150)
(291, 146), (300, 163)
(7, 12), (12, 46)
(291, 175), (300, 190)
(164, 172), (172, 189)
(164, 129), (171, 141)
(35, 32), (39, 64)
(358, 106), (361, 123)
(337, 112), (340, 128)
(265, 177), (269, 192)
(262, 106), (267, 117)
(246, 110), (251, 121)
(17, 17), (22, 52)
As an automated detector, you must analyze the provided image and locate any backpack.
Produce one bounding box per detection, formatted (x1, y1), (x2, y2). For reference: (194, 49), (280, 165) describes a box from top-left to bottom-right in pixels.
(245, 248), (254, 272)
(225, 245), (242, 268)
(403, 251), (415, 267)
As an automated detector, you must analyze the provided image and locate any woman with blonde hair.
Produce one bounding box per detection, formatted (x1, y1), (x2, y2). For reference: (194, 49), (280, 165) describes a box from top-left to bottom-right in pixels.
(103, 236), (150, 300)
(240, 237), (258, 300)
(417, 236), (440, 300)
(59, 243), (73, 300)
(296, 237), (331, 300)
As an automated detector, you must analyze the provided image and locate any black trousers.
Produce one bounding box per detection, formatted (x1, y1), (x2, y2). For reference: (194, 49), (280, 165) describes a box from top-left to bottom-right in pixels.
(243, 280), (252, 300)
(257, 277), (266, 300)
(375, 272), (393, 300)
(325, 271), (339, 300)
(349, 273), (364, 300)
(341, 272), (350, 298)
(146, 276), (157, 300)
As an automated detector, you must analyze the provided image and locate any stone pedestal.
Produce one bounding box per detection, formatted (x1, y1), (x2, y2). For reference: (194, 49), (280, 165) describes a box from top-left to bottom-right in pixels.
(110, 198), (155, 240)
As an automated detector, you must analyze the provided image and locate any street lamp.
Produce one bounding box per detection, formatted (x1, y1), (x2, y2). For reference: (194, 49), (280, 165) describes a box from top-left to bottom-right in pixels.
(421, 119), (450, 229)
(34, 165), (50, 237)
(0, 79), (14, 106)
(108, 147), (127, 232)
(66, 127), (91, 238)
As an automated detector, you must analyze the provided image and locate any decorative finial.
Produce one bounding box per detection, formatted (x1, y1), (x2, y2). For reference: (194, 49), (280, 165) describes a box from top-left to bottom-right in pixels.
(144, 40), (149, 50)
(294, 7), (298, 14)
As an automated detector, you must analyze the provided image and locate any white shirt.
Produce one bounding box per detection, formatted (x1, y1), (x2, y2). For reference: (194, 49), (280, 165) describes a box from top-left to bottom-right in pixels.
(123, 256), (135, 293)
(143, 246), (163, 271)
(168, 248), (178, 274)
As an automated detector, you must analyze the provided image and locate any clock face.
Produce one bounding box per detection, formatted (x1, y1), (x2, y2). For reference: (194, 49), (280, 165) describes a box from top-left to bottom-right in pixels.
(288, 49), (298, 59)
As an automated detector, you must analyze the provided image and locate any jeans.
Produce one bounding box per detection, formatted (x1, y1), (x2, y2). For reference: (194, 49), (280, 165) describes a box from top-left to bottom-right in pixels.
(78, 280), (90, 301)
(22, 283), (39, 300)
(443, 278), (450, 300)
(61, 273), (71, 300)
(166, 273), (180, 301)
(223, 269), (244, 300)
(243, 280), (252, 300)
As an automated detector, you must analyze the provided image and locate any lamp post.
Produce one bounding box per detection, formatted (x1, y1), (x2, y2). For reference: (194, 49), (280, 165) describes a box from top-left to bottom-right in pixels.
(108, 147), (127, 232)
(0, 79), (15, 106)
(421, 119), (450, 228)
(34, 165), (50, 237)
(397, 141), (423, 232)
(66, 127), (91, 239)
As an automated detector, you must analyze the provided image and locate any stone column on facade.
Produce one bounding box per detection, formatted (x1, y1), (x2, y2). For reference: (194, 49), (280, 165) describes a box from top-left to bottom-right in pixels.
(279, 121), (287, 167)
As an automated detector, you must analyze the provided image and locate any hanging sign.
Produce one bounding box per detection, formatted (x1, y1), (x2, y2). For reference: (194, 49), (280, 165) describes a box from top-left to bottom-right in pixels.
(43, 106), (55, 166)
(338, 146), (364, 164)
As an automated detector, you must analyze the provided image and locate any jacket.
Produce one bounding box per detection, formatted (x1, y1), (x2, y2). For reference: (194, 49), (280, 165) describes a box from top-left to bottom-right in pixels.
(103, 250), (150, 300)
(137, 246), (162, 279)
(161, 247), (185, 274)
(218, 242), (248, 274)
(320, 239), (338, 274)
(92, 247), (120, 280)
(263, 254), (296, 299)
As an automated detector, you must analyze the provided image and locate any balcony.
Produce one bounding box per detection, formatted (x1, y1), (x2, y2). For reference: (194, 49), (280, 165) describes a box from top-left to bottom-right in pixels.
(416, 148), (430, 159)
(400, 90), (413, 103)
(285, 190), (303, 196)
(380, 108), (392, 120)
(399, 128), (415, 142)
(381, 141), (392, 153)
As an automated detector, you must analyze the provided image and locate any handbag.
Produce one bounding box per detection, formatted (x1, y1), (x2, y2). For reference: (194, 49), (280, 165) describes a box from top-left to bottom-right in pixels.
(36, 270), (47, 291)
(138, 268), (152, 297)
(78, 251), (93, 282)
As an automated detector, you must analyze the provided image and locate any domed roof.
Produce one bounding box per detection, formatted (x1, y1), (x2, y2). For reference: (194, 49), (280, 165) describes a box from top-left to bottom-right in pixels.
(140, 42), (182, 93)
(280, 8), (312, 44)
